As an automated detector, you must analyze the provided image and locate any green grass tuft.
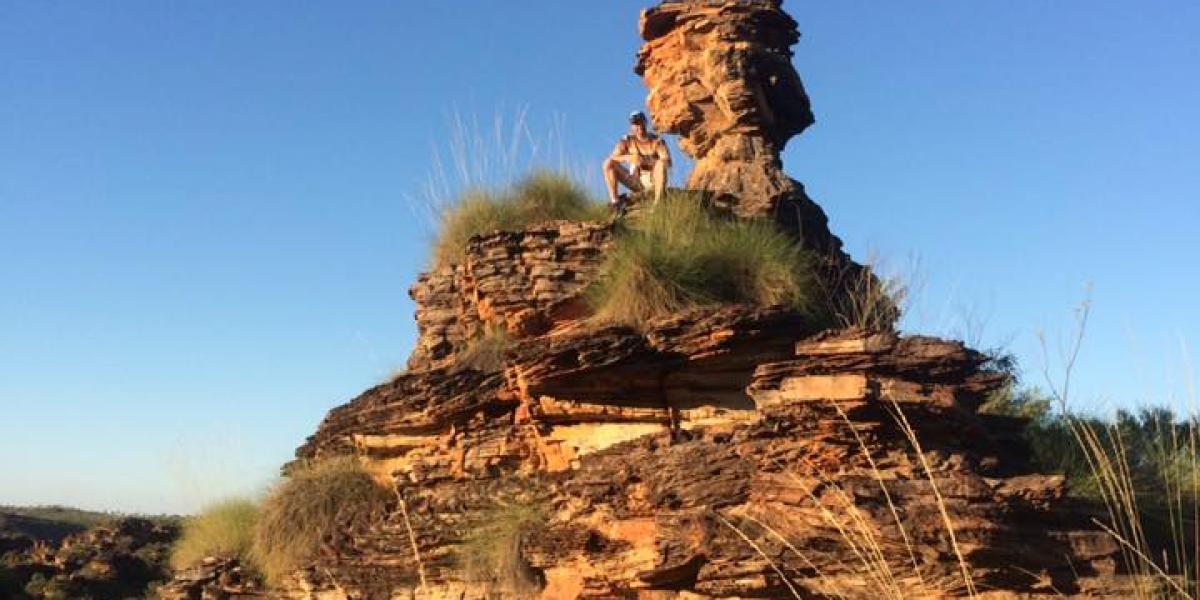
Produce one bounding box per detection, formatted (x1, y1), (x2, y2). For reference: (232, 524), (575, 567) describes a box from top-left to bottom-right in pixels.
(432, 170), (605, 269)
(457, 324), (511, 373)
(252, 457), (390, 586)
(169, 498), (259, 573)
(588, 191), (828, 329)
(459, 498), (546, 594)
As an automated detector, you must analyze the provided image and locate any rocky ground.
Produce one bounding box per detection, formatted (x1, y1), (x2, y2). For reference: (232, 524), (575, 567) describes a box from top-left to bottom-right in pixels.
(0, 513), (178, 600)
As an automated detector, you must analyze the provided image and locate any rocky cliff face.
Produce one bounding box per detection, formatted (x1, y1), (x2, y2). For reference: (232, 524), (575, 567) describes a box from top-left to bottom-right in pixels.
(174, 1), (1142, 598)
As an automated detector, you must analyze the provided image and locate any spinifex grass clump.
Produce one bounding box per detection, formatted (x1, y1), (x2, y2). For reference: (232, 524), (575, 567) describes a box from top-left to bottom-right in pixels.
(253, 457), (390, 585)
(459, 498), (546, 595)
(432, 170), (605, 269)
(457, 323), (511, 373)
(169, 497), (260, 573)
(588, 191), (827, 329)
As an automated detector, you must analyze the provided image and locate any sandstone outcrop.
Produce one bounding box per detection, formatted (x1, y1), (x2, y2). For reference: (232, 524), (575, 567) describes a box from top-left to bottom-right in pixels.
(408, 220), (612, 371)
(635, 0), (838, 254)
(158, 556), (265, 600)
(173, 1), (1144, 598)
(282, 321), (1137, 599)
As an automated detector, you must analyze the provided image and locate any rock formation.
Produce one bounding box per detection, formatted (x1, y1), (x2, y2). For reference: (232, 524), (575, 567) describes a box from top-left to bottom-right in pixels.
(158, 556), (265, 600)
(283, 303), (1138, 598)
(162, 1), (1146, 598)
(407, 220), (613, 372)
(0, 517), (178, 599)
(636, 0), (837, 254)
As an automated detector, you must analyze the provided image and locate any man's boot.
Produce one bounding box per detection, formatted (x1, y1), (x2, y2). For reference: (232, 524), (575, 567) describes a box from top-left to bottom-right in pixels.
(611, 193), (629, 218)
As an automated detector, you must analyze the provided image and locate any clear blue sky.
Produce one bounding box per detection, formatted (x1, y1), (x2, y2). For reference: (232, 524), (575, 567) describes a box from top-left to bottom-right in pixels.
(2, 1), (1197, 514)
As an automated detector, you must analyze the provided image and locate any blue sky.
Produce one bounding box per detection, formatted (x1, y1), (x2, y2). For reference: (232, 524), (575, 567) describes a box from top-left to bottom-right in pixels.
(2, 1), (1197, 514)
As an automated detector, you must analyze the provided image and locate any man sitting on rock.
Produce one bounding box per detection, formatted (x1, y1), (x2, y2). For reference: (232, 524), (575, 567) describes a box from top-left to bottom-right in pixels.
(603, 111), (672, 213)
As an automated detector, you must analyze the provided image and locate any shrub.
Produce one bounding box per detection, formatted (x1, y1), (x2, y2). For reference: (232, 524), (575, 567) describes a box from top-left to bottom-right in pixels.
(588, 191), (828, 329)
(984, 387), (1200, 509)
(169, 498), (259, 573)
(459, 499), (545, 595)
(983, 379), (1200, 597)
(432, 171), (604, 268)
(253, 457), (390, 585)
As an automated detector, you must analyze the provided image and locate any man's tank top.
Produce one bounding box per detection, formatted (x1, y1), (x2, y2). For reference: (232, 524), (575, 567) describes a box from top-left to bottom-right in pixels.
(624, 134), (660, 169)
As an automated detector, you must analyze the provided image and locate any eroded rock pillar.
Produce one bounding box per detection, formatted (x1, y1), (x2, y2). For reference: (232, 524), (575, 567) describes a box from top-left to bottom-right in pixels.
(636, 0), (839, 253)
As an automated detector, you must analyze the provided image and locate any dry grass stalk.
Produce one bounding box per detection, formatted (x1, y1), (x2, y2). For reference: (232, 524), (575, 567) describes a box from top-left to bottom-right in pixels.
(715, 513), (804, 599)
(1040, 295), (1199, 599)
(830, 401), (928, 590)
(392, 484), (428, 595)
(735, 511), (851, 600)
(406, 108), (584, 233)
(824, 254), (908, 332)
(720, 390), (985, 599)
(884, 400), (978, 598)
(762, 453), (942, 599)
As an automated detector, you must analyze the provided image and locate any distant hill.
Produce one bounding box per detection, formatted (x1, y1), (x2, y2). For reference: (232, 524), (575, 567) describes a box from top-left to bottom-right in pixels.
(0, 506), (106, 546)
(0, 505), (179, 546)
(1, 507), (181, 599)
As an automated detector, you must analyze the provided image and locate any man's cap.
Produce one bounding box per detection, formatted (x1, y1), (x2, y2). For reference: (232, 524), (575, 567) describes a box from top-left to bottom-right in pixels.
(629, 111), (647, 124)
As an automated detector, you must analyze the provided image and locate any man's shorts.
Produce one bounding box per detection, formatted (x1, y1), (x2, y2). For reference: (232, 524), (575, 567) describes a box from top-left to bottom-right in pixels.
(637, 168), (654, 192)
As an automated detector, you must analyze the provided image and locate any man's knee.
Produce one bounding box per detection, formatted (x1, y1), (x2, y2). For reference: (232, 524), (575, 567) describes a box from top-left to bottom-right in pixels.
(602, 157), (617, 172)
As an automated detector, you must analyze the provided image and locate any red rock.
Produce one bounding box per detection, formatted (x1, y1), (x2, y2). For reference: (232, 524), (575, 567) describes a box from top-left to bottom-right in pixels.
(257, 2), (1142, 598)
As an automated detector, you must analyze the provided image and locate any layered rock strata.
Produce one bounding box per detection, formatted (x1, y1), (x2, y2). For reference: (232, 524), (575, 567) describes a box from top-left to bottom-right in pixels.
(635, 0), (838, 254)
(158, 556), (265, 600)
(247, 1), (1139, 598)
(286, 322), (1135, 599)
(408, 220), (612, 371)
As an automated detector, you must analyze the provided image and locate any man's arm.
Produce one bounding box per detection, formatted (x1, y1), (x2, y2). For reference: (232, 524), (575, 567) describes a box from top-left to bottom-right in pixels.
(609, 138), (632, 162)
(656, 138), (672, 167)
(608, 138), (670, 166)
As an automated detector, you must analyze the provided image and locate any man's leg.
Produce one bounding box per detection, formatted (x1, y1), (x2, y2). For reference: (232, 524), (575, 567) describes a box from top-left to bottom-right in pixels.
(602, 158), (641, 205)
(652, 160), (669, 203)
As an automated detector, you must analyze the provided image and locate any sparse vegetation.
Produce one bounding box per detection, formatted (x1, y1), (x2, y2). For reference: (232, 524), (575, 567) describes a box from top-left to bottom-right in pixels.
(822, 257), (905, 331)
(0, 506), (113, 531)
(587, 191), (829, 329)
(1010, 401), (1200, 598)
(457, 324), (511, 373)
(169, 498), (259, 573)
(2, 514), (178, 600)
(0, 505), (179, 546)
(431, 171), (605, 269)
(458, 497), (546, 595)
(718, 343), (1199, 598)
(1055, 408), (1199, 598)
(253, 457), (391, 585)
(976, 299), (1200, 599)
(719, 395), (982, 599)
